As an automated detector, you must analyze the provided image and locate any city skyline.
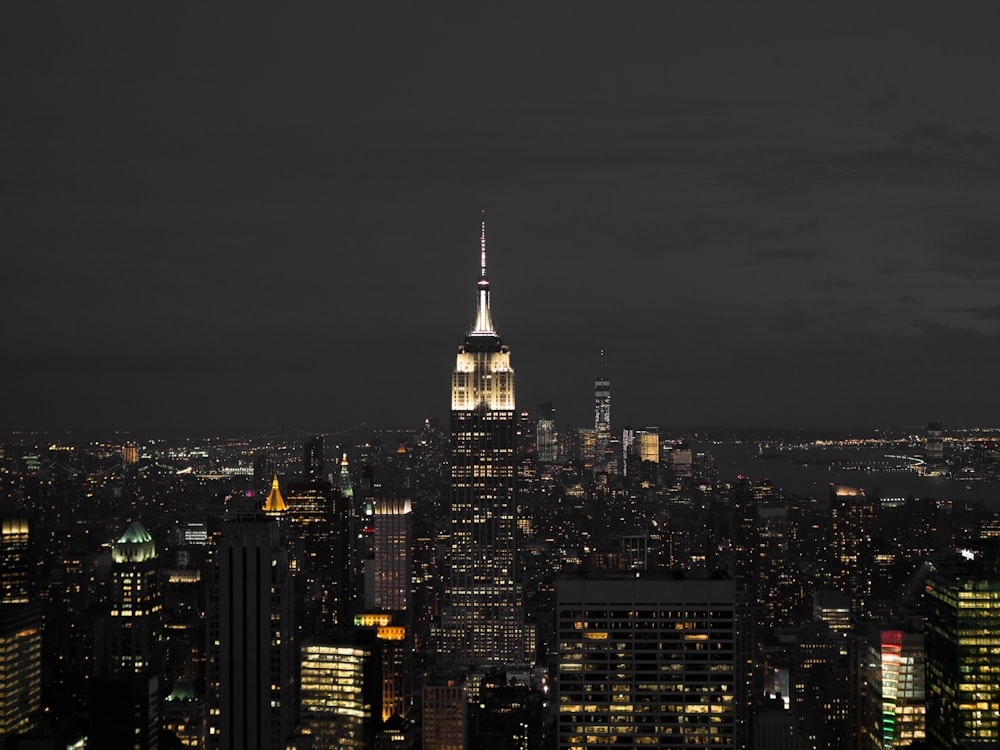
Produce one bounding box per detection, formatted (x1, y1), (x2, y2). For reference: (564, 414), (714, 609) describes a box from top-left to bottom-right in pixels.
(5, 3), (1000, 435)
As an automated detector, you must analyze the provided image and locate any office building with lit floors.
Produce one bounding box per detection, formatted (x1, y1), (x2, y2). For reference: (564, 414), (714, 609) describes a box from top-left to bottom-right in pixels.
(0, 515), (39, 742)
(1, 516), (31, 605)
(206, 511), (294, 750)
(0, 603), (41, 741)
(556, 572), (736, 748)
(299, 632), (382, 750)
(924, 551), (1000, 749)
(861, 628), (925, 749)
(437, 215), (525, 668)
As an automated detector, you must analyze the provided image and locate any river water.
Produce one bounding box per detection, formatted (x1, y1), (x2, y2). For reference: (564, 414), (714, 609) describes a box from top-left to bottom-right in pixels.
(703, 441), (1000, 511)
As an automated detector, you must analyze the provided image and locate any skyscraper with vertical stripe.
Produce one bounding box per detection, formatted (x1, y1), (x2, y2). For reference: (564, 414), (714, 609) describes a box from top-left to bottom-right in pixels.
(438, 214), (525, 667)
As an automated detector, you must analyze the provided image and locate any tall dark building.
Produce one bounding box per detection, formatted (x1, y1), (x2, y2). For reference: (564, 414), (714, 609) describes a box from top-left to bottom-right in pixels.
(284, 479), (346, 630)
(207, 511), (294, 750)
(304, 435), (325, 483)
(438, 215), (525, 667)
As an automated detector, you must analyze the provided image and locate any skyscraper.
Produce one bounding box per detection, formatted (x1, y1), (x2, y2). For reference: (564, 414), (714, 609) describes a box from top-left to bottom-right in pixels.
(207, 511), (294, 750)
(109, 521), (163, 676)
(91, 522), (164, 750)
(594, 363), (610, 435)
(439, 214), (525, 667)
(925, 552), (1000, 749)
(594, 355), (612, 473)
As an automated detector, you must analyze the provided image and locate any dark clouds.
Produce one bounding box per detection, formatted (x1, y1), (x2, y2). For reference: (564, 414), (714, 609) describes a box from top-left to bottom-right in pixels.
(4, 2), (1000, 434)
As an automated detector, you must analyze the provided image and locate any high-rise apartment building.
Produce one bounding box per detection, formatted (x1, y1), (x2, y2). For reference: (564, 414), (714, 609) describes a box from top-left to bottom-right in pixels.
(438, 215), (525, 667)
(556, 572), (736, 748)
(207, 511), (294, 750)
(925, 553), (1000, 749)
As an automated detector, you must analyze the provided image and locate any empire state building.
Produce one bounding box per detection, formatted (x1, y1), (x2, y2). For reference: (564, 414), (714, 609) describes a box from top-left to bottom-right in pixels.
(438, 214), (525, 667)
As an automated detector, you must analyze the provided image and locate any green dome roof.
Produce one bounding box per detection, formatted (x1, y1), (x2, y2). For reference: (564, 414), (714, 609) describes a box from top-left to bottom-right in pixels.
(117, 521), (153, 545)
(165, 679), (198, 702)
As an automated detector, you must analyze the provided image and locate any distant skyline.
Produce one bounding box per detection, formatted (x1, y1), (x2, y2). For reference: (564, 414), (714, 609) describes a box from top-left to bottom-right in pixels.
(5, 3), (1000, 434)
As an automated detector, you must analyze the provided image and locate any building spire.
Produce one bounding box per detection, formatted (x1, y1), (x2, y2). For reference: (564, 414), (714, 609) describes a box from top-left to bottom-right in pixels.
(480, 209), (487, 278)
(471, 209), (496, 335)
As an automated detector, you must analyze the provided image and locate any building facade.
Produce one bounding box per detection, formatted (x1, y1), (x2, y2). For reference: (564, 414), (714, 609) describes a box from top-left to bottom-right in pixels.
(556, 573), (736, 748)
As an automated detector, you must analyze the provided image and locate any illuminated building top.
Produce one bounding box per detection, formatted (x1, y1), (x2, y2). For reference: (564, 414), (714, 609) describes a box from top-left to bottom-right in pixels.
(264, 474), (286, 512)
(112, 521), (156, 563)
(453, 211), (514, 412)
(339, 453), (353, 499)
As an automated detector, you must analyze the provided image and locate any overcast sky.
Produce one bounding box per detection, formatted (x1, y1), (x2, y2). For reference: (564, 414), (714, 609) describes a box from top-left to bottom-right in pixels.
(4, 3), (1000, 436)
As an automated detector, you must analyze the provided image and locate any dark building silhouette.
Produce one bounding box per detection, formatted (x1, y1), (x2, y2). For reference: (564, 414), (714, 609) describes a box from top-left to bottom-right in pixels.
(304, 435), (325, 483)
(207, 511), (294, 750)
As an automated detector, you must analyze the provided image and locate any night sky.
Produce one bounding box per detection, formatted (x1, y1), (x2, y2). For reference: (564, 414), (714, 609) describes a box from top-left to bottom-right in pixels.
(5, 3), (1000, 436)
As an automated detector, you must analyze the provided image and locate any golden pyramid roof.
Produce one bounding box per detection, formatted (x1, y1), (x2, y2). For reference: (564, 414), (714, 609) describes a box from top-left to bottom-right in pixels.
(264, 474), (286, 512)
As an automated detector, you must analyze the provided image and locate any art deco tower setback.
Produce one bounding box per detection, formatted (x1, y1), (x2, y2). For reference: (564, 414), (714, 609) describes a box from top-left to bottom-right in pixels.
(439, 214), (525, 667)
